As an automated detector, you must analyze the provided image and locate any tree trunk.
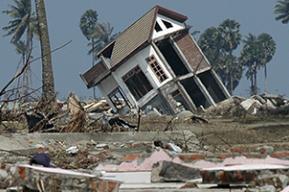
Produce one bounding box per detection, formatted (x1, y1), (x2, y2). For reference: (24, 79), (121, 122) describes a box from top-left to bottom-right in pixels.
(264, 65), (268, 93)
(91, 38), (96, 99)
(35, 0), (55, 103)
(253, 68), (257, 95)
(250, 76), (254, 96)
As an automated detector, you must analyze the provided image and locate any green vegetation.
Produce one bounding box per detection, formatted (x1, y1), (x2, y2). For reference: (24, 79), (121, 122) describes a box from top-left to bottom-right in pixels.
(198, 19), (242, 94)
(240, 33), (276, 95)
(275, 0), (289, 24)
(2, 0), (38, 99)
(80, 9), (118, 58)
(198, 19), (276, 95)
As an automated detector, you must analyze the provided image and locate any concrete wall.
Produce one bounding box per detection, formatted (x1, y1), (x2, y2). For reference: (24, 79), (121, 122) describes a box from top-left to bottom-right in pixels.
(112, 45), (173, 108)
(98, 75), (119, 111)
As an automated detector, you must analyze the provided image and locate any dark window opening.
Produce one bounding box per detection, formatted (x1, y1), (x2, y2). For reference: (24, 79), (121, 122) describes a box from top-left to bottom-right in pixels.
(171, 90), (189, 110)
(123, 66), (153, 101)
(156, 39), (189, 76)
(146, 55), (168, 82)
(181, 77), (210, 108)
(198, 71), (226, 103)
(162, 19), (173, 29)
(108, 87), (131, 110)
(154, 21), (162, 32)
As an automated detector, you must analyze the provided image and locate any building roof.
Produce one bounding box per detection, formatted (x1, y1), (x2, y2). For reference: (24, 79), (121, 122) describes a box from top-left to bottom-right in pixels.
(80, 61), (110, 88)
(81, 5), (188, 87)
(101, 5), (187, 69)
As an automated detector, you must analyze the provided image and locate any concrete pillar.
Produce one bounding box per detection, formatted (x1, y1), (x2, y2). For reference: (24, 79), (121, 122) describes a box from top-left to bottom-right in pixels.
(193, 76), (216, 107)
(176, 81), (197, 111)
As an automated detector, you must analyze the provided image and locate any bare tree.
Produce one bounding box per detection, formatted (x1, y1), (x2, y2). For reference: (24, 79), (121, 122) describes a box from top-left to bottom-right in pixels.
(34, 0), (55, 103)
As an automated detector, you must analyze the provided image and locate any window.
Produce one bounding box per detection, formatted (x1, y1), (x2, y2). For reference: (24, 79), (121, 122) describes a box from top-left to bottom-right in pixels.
(123, 66), (153, 101)
(161, 19), (173, 29)
(108, 87), (131, 110)
(154, 21), (162, 32)
(146, 55), (168, 82)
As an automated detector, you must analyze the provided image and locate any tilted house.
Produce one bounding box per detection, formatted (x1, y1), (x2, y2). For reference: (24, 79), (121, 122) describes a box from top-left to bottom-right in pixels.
(81, 5), (231, 114)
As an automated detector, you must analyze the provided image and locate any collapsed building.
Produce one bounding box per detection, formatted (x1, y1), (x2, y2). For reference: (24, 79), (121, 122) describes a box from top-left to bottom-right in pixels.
(81, 5), (230, 115)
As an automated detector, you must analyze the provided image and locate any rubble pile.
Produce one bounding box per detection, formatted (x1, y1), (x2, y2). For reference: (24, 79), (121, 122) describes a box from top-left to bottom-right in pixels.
(1, 92), (289, 191)
(206, 94), (289, 117)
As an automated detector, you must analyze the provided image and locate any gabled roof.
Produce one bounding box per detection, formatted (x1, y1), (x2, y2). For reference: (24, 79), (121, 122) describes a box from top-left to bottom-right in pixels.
(80, 61), (110, 88)
(100, 5), (188, 69)
(81, 5), (188, 87)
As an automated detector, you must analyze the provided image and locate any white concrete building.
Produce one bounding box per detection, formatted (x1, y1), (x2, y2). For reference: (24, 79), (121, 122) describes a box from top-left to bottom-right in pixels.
(81, 5), (230, 114)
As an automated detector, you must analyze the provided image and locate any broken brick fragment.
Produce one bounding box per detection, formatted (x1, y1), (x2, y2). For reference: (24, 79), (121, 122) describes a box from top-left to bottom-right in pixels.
(178, 153), (205, 162)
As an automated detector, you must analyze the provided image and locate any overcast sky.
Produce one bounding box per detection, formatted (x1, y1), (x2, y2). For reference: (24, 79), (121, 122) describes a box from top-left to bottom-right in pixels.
(0, 0), (288, 100)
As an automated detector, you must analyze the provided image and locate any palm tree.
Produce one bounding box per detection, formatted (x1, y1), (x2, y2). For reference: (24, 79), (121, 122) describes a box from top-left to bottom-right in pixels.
(275, 0), (289, 24)
(87, 22), (118, 57)
(34, 0), (55, 103)
(257, 33), (276, 93)
(218, 19), (242, 94)
(3, 0), (37, 101)
(198, 19), (242, 94)
(240, 34), (259, 95)
(14, 40), (33, 100)
(80, 9), (98, 98)
(198, 27), (224, 74)
(240, 33), (276, 95)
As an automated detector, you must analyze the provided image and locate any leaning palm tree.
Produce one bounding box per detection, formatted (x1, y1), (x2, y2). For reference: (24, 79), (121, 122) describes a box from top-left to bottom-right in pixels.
(3, 0), (37, 101)
(34, 0), (55, 103)
(275, 0), (289, 24)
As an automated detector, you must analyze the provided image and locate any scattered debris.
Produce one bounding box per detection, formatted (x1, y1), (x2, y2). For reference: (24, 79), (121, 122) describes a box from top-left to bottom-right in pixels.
(151, 160), (200, 182)
(65, 146), (79, 155)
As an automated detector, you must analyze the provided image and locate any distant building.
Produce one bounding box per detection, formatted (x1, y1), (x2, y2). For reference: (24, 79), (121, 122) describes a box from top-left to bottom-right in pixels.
(81, 5), (230, 114)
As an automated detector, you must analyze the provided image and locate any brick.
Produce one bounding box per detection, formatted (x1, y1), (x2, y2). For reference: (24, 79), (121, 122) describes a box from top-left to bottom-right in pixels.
(174, 33), (210, 72)
(271, 151), (289, 159)
(122, 153), (140, 162)
(218, 153), (232, 160)
(178, 153), (205, 162)
(230, 146), (244, 154)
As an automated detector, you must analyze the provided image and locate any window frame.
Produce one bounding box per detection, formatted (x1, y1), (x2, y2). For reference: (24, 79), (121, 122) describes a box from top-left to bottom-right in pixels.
(122, 66), (153, 101)
(146, 55), (168, 83)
